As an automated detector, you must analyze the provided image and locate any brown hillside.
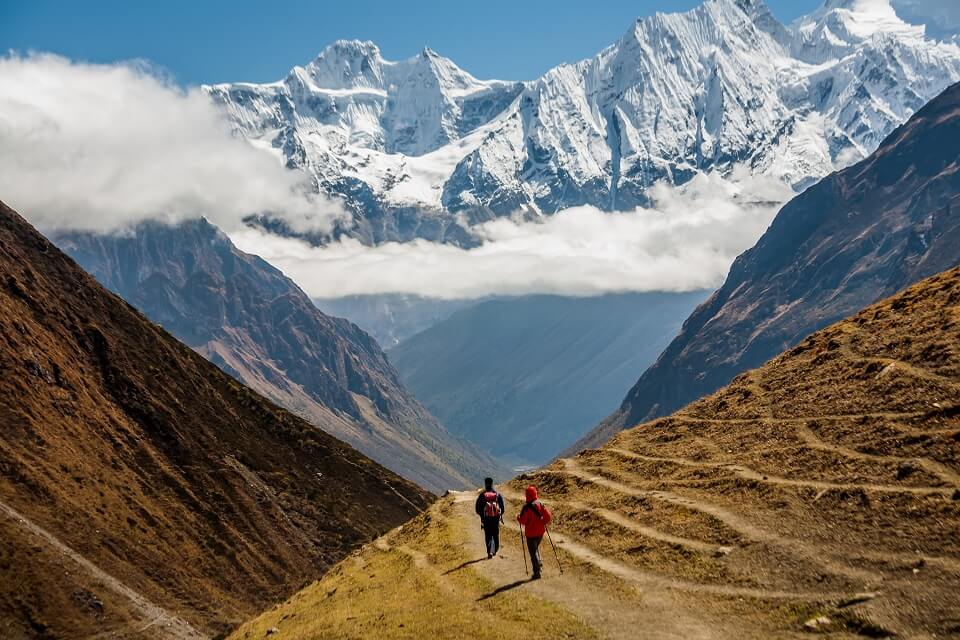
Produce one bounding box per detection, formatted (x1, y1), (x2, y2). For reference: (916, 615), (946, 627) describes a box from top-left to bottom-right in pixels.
(231, 266), (958, 639)
(522, 266), (960, 636)
(0, 200), (432, 640)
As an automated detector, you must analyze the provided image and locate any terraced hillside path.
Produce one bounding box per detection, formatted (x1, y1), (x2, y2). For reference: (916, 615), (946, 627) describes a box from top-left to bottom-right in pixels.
(448, 491), (721, 640)
(445, 487), (883, 640)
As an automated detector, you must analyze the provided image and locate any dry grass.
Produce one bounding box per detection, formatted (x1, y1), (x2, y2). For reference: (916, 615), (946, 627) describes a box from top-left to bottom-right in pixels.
(228, 501), (598, 640)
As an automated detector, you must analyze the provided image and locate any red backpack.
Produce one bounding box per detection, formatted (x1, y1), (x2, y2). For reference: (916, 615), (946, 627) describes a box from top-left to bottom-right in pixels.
(483, 491), (502, 518)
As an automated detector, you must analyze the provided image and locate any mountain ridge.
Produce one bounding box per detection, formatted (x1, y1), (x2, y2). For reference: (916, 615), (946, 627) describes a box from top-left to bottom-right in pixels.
(207, 0), (960, 245)
(54, 219), (496, 493)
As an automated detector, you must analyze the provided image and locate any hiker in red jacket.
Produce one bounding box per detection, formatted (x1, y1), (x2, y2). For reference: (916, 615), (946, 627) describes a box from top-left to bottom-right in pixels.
(517, 485), (552, 579)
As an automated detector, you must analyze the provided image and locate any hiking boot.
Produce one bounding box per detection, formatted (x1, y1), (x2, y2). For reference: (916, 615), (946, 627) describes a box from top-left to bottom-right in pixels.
(487, 552), (493, 559)
(531, 572), (541, 580)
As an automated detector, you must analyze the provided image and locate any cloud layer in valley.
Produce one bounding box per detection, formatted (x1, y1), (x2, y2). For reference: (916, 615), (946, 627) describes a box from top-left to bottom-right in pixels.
(1, 52), (794, 300)
(232, 172), (793, 300)
(0, 54), (345, 234)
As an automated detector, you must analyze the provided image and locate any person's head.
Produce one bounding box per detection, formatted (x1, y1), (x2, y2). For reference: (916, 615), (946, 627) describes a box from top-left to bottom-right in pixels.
(484, 477), (493, 491)
(525, 485), (538, 503)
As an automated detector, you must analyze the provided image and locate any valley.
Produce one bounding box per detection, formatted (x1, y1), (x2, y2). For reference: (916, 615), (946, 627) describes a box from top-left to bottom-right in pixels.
(390, 292), (710, 465)
(4, 1), (960, 638)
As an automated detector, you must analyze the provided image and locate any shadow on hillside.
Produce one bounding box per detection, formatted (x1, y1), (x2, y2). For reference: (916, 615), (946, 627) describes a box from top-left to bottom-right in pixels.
(477, 578), (530, 601)
(443, 557), (487, 575)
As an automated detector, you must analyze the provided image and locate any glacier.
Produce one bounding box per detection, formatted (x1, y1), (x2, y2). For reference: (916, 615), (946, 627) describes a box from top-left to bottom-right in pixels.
(205, 0), (960, 245)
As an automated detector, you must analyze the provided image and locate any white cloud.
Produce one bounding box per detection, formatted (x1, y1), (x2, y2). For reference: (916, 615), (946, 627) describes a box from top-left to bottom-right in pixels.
(0, 53), (795, 300)
(0, 53), (346, 234)
(231, 172), (793, 300)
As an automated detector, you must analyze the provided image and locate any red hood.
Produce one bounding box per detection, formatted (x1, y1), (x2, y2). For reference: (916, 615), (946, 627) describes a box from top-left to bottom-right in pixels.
(525, 485), (538, 502)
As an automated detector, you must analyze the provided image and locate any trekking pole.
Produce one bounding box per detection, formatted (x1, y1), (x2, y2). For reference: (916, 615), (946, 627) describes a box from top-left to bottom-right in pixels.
(520, 524), (528, 575)
(545, 526), (564, 574)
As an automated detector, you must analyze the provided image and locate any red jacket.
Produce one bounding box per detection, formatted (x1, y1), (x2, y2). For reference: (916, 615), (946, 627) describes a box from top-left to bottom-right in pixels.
(517, 485), (552, 538)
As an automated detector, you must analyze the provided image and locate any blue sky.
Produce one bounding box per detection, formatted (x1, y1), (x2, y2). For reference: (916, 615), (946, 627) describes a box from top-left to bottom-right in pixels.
(2, 0), (822, 85)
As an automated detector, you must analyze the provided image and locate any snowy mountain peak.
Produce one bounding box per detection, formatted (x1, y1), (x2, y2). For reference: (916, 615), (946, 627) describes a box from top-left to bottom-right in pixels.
(796, 0), (924, 54)
(206, 0), (960, 245)
(305, 39), (386, 89)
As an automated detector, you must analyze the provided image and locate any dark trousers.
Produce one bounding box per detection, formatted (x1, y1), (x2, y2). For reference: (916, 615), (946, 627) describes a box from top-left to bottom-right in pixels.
(526, 536), (543, 575)
(482, 518), (500, 555)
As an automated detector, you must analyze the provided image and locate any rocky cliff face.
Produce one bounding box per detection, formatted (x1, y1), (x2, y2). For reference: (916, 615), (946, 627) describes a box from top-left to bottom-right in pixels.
(0, 201), (432, 639)
(207, 0), (960, 244)
(577, 79), (960, 450)
(54, 220), (495, 492)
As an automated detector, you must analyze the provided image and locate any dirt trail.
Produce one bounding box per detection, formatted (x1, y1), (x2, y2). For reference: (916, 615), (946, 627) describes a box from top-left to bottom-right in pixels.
(447, 492), (724, 640)
(0, 498), (203, 640)
(498, 485), (727, 556)
(605, 446), (953, 496)
(793, 423), (960, 488)
(555, 458), (883, 583)
(568, 501), (722, 554)
(435, 488), (888, 640)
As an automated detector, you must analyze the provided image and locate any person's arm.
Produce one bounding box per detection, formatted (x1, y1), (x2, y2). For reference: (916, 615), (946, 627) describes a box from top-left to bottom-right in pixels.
(498, 493), (506, 517)
(475, 494), (483, 517)
(542, 504), (553, 526)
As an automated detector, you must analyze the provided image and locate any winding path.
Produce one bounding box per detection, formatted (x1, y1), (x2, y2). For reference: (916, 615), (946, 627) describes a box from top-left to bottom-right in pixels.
(0, 498), (203, 640)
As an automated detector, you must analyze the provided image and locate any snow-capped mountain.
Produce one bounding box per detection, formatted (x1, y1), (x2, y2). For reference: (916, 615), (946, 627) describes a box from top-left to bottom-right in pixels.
(206, 0), (960, 244)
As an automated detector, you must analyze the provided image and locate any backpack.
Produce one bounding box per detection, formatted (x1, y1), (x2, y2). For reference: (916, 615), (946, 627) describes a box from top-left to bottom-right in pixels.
(520, 501), (544, 520)
(483, 491), (502, 518)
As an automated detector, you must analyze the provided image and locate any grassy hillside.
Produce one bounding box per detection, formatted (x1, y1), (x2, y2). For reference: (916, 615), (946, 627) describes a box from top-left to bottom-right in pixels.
(231, 266), (960, 639)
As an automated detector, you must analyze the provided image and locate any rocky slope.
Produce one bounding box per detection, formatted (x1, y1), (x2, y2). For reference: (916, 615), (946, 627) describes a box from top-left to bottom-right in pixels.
(389, 292), (709, 466)
(0, 201), (433, 639)
(54, 220), (495, 493)
(229, 265), (960, 639)
(207, 0), (960, 244)
(579, 78), (960, 450)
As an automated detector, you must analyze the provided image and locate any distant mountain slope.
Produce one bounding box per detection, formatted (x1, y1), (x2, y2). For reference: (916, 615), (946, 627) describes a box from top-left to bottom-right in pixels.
(315, 294), (473, 347)
(229, 266), (960, 639)
(208, 0), (960, 244)
(389, 292), (709, 465)
(578, 79), (960, 450)
(0, 201), (431, 639)
(54, 220), (496, 493)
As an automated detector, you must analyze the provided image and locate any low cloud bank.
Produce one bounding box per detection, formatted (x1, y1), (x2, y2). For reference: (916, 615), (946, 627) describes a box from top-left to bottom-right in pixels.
(232, 173), (793, 300)
(1, 52), (795, 300)
(0, 53), (345, 234)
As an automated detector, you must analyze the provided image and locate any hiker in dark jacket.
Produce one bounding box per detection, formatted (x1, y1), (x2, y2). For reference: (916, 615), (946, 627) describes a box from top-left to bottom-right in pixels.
(475, 477), (506, 559)
(517, 484), (552, 579)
